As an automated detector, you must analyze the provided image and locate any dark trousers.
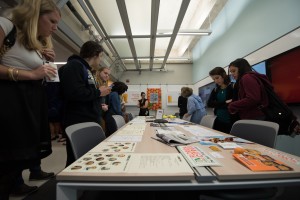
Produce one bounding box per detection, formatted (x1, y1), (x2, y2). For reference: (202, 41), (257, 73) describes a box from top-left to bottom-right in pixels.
(14, 165), (42, 188)
(213, 118), (233, 134)
(0, 168), (19, 200)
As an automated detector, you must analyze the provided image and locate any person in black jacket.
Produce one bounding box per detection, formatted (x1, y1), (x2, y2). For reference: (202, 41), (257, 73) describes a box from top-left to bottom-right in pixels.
(178, 87), (188, 119)
(59, 41), (111, 167)
(207, 67), (234, 133)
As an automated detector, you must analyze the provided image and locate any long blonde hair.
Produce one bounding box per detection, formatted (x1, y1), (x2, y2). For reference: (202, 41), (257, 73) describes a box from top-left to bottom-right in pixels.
(10, 0), (60, 50)
(95, 66), (110, 86)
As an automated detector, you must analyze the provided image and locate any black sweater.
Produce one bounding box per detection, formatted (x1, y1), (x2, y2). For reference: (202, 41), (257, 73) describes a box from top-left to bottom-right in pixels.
(58, 55), (101, 127)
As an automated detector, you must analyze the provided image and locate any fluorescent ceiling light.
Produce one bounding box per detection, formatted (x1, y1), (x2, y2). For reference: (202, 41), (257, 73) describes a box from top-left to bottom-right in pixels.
(124, 58), (190, 61)
(157, 29), (212, 36)
(54, 62), (67, 65)
(155, 58), (190, 61)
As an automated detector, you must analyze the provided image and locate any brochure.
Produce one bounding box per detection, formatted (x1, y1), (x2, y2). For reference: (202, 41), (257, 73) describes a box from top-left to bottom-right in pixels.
(177, 145), (221, 167)
(233, 152), (293, 171)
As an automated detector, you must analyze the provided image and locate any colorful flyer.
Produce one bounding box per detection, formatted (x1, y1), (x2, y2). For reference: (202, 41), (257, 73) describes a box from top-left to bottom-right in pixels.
(177, 145), (221, 167)
(64, 152), (131, 173)
(90, 142), (137, 153)
(233, 153), (293, 171)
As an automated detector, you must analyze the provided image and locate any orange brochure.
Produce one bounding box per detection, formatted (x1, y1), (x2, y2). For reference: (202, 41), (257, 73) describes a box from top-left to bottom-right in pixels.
(233, 153), (293, 171)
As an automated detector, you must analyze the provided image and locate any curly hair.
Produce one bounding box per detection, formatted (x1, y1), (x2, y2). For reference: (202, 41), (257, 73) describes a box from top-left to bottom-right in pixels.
(181, 87), (193, 98)
(111, 82), (128, 95)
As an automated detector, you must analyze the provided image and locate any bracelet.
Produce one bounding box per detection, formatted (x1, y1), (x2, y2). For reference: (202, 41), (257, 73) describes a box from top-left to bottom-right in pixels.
(7, 67), (19, 81)
(7, 67), (14, 81)
(13, 68), (19, 81)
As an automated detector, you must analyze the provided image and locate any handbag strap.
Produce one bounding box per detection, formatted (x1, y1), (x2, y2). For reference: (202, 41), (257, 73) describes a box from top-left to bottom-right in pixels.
(0, 25), (17, 58)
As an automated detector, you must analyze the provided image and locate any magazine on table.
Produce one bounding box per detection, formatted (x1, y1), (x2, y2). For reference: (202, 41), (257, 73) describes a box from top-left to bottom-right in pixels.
(155, 129), (197, 145)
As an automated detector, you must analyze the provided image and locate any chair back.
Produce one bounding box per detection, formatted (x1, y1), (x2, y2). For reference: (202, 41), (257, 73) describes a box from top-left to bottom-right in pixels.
(127, 113), (134, 121)
(65, 122), (106, 159)
(112, 115), (126, 129)
(200, 115), (217, 129)
(230, 120), (279, 148)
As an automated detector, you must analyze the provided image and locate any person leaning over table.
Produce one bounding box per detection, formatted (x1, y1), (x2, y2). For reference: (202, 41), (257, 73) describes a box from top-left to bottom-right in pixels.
(182, 87), (207, 124)
(59, 40), (111, 167)
(207, 67), (234, 133)
(227, 58), (270, 120)
(0, 0), (61, 199)
(228, 58), (300, 134)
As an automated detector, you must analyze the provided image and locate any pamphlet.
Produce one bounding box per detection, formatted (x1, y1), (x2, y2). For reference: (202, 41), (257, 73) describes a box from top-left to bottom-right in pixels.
(177, 145), (221, 167)
(233, 151), (293, 171)
(217, 142), (242, 149)
(199, 136), (254, 146)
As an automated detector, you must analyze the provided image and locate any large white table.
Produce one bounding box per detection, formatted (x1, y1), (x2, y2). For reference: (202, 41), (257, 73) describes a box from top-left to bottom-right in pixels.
(56, 118), (300, 199)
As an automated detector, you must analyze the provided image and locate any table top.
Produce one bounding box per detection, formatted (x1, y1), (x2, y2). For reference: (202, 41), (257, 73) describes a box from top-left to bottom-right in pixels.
(57, 117), (300, 184)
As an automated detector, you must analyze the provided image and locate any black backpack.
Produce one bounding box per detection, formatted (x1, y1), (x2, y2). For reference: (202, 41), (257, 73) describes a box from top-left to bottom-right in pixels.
(254, 74), (299, 135)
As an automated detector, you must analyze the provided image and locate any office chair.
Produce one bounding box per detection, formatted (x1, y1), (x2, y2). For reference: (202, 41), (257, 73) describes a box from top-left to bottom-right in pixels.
(112, 115), (126, 130)
(65, 122), (106, 159)
(200, 115), (217, 129)
(200, 119), (281, 200)
(127, 113), (134, 121)
(230, 119), (279, 148)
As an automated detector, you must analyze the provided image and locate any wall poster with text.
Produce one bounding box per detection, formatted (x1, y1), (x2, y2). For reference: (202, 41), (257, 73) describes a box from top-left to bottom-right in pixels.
(147, 88), (161, 110)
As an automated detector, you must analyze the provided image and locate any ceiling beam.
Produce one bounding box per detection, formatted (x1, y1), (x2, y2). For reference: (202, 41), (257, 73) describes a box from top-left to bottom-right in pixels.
(119, 56), (165, 60)
(116, 0), (140, 70)
(108, 34), (171, 39)
(160, 0), (191, 69)
(149, 0), (160, 71)
(78, 0), (127, 71)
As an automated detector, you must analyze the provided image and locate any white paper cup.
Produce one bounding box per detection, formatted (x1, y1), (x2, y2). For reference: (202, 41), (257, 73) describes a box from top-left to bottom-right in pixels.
(46, 63), (60, 82)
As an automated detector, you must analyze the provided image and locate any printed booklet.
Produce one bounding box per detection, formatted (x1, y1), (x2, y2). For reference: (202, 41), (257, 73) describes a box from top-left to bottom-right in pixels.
(233, 150), (293, 171)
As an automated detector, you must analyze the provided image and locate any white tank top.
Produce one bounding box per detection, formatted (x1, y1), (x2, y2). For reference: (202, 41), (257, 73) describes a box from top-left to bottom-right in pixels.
(0, 17), (43, 70)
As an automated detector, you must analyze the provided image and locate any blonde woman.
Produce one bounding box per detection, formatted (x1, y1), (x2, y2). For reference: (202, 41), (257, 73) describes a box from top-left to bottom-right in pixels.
(0, 0), (61, 198)
(94, 66), (111, 129)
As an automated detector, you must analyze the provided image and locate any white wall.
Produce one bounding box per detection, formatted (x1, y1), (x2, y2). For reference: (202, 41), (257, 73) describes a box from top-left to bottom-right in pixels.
(192, 0), (300, 83)
(125, 84), (193, 117)
(119, 63), (193, 85)
(120, 63), (194, 117)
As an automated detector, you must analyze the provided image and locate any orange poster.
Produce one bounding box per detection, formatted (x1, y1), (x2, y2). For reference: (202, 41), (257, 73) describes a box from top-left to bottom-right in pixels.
(147, 88), (161, 110)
